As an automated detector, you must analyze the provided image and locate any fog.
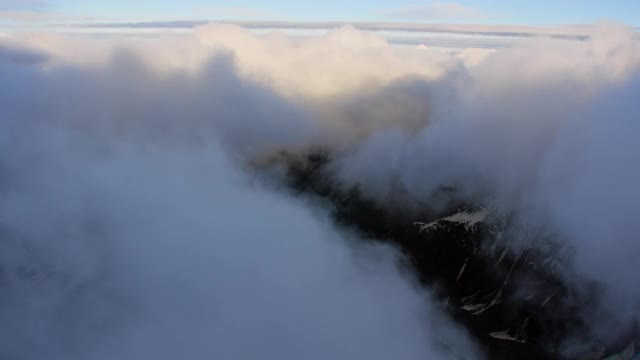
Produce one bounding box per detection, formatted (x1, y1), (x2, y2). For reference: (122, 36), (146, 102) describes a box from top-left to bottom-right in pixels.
(0, 21), (639, 358)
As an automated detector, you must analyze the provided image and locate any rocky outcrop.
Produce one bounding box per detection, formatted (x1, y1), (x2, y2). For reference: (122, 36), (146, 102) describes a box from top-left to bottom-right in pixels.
(279, 151), (640, 360)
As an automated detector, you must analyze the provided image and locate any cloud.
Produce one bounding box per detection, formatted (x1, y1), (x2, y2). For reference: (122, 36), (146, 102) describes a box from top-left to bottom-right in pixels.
(14, 23), (451, 98)
(537, 73), (640, 322)
(380, 2), (487, 21)
(0, 40), (48, 63)
(1, 21), (640, 357)
(0, 27), (481, 360)
(328, 23), (640, 338)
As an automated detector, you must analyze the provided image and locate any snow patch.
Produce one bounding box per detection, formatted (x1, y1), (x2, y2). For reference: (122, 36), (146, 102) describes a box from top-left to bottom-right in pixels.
(415, 208), (489, 233)
(457, 257), (471, 281)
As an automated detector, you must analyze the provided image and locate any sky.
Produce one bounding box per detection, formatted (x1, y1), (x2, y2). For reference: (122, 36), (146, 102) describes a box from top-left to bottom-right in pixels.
(0, 0), (639, 26)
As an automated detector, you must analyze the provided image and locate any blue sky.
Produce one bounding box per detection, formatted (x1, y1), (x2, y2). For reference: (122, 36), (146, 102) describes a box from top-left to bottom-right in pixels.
(1, 0), (639, 26)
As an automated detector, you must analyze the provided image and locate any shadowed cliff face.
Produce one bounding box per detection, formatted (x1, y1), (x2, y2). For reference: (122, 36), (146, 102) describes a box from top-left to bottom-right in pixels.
(276, 151), (640, 360)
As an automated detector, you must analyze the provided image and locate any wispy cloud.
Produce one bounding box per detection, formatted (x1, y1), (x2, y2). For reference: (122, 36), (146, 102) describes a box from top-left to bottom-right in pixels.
(379, 2), (487, 21)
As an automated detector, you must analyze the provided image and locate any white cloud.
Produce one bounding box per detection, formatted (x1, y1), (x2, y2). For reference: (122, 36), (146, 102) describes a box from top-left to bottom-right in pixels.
(0, 25), (482, 360)
(330, 23), (640, 332)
